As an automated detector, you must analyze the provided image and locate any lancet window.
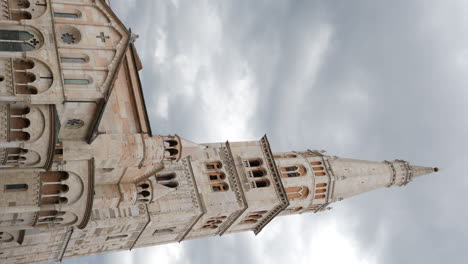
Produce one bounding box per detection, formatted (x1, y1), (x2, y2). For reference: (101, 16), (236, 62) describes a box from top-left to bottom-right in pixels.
(314, 182), (328, 200)
(280, 165), (307, 178)
(285, 186), (309, 200)
(310, 161), (327, 176)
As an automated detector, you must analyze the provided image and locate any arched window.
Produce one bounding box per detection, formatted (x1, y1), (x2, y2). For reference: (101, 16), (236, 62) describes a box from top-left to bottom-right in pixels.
(316, 183), (327, 188)
(139, 190), (150, 197)
(316, 189), (326, 193)
(138, 183), (150, 189)
(310, 161), (322, 166)
(315, 172), (326, 176)
(0, 30), (40, 51)
(244, 159), (263, 167)
(156, 173), (176, 182)
(249, 169), (266, 178)
(164, 139), (178, 147)
(211, 183), (229, 192)
(253, 179), (270, 188)
(285, 186), (309, 200)
(252, 210), (268, 215)
(280, 165), (307, 178)
(205, 161), (222, 171)
(161, 181), (178, 188)
(315, 194), (326, 199)
(208, 172), (225, 182)
(41, 171), (69, 182)
(313, 166), (325, 171)
(165, 148), (178, 156)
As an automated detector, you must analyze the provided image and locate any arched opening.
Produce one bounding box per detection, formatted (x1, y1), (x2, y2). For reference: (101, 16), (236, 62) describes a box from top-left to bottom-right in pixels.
(9, 131), (30, 141)
(211, 183), (229, 192)
(205, 161), (222, 171)
(316, 183), (327, 188)
(208, 172), (225, 182)
(315, 194), (326, 199)
(165, 148), (178, 156)
(244, 159), (262, 167)
(310, 161), (322, 166)
(15, 72), (36, 83)
(13, 59), (34, 70)
(156, 173), (176, 182)
(315, 171), (326, 176)
(250, 169), (266, 178)
(161, 181), (178, 189)
(139, 190), (150, 197)
(164, 139), (178, 147)
(138, 183), (149, 189)
(254, 179), (270, 188)
(10, 0), (31, 9)
(10, 107), (30, 115)
(316, 189), (326, 193)
(10, 117), (30, 129)
(11, 11), (32, 21)
(15, 85), (38, 95)
(313, 166), (325, 171)
(41, 171), (69, 182)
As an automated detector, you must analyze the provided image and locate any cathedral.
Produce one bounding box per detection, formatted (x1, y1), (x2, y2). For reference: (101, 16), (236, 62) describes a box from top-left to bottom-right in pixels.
(0, 0), (438, 263)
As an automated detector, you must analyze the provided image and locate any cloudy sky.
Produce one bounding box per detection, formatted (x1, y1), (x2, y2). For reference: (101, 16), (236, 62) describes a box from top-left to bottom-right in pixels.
(64, 0), (467, 263)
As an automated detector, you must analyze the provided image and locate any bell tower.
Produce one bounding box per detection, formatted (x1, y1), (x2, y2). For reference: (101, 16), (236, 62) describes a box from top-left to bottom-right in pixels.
(274, 149), (438, 215)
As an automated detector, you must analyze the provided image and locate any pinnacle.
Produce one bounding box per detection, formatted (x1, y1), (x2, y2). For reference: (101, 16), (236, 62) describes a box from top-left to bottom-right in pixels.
(411, 165), (439, 178)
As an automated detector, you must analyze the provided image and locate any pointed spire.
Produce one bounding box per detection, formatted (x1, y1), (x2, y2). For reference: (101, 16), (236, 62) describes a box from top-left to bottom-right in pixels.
(411, 165), (439, 178)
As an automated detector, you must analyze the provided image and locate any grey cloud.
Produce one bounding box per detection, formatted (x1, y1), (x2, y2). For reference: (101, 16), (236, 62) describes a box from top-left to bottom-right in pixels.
(66, 0), (468, 263)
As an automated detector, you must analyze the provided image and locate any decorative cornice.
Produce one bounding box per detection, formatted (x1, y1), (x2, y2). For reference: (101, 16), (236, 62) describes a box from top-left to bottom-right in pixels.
(254, 135), (289, 235)
(217, 141), (248, 236)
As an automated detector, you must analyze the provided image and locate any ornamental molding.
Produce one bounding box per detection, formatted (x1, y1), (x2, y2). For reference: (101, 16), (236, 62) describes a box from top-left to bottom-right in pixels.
(254, 136), (289, 235)
(217, 141), (248, 236)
